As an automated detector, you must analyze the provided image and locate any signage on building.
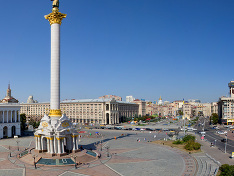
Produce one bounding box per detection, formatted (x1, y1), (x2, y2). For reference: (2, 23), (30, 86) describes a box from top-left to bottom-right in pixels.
(227, 119), (234, 122)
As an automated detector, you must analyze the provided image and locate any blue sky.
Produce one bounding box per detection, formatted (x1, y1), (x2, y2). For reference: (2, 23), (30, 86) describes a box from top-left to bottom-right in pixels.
(0, 0), (233, 103)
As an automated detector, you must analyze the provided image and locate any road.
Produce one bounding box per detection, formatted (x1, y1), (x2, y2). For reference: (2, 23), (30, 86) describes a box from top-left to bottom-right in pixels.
(195, 117), (234, 155)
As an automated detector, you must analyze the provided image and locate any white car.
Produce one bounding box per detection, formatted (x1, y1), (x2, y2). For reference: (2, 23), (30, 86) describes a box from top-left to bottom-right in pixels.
(217, 131), (225, 134)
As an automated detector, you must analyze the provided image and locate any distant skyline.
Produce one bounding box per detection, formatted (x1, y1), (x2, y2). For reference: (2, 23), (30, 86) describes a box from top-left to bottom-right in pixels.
(0, 0), (233, 103)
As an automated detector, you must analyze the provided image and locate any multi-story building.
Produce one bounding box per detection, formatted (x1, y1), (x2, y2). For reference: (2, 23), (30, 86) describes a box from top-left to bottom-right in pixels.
(132, 99), (146, 117)
(126, 95), (135, 103)
(21, 98), (138, 125)
(211, 102), (218, 114)
(218, 81), (234, 125)
(182, 103), (192, 119)
(99, 95), (122, 101)
(0, 85), (21, 139)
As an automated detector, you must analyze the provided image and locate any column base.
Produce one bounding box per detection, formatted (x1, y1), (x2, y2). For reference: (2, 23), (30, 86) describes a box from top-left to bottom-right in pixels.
(72, 149), (80, 153)
(56, 153), (67, 157)
(34, 149), (47, 153)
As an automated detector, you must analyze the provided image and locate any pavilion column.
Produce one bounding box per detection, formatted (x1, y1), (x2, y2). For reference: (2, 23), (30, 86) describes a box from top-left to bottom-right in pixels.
(72, 135), (76, 150)
(76, 136), (79, 150)
(50, 137), (54, 154)
(14, 111), (17, 122)
(61, 138), (64, 153)
(35, 136), (38, 150)
(47, 138), (50, 153)
(10, 111), (12, 123)
(38, 135), (42, 151)
(57, 138), (61, 154)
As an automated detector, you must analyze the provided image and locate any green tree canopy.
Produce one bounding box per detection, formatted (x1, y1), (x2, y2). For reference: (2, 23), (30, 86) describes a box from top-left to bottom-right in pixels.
(211, 113), (219, 124)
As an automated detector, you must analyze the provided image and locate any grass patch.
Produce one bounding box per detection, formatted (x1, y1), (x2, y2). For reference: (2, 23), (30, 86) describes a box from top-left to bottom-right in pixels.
(152, 140), (202, 154)
(137, 124), (146, 126)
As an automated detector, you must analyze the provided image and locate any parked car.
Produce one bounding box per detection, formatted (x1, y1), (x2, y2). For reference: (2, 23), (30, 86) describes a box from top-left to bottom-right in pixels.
(221, 138), (228, 142)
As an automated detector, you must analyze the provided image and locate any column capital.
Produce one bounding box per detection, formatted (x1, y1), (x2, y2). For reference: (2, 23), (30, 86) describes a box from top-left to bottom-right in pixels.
(45, 8), (67, 25)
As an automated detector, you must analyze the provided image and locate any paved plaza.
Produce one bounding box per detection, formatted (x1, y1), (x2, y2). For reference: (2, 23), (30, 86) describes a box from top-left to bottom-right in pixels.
(0, 129), (220, 176)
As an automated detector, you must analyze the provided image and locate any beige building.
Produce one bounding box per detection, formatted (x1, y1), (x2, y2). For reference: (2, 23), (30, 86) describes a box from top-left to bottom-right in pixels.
(218, 81), (234, 125)
(21, 98), (138, 125)
(211, 102), (218, 115)
(132, 99), (146, 117)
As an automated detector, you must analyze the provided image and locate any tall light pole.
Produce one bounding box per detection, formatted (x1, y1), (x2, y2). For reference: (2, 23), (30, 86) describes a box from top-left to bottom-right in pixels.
(225, 133), (227, 153)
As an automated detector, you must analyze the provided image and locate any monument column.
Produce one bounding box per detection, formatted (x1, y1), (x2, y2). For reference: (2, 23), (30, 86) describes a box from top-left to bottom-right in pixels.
(45, 4), (66, 122)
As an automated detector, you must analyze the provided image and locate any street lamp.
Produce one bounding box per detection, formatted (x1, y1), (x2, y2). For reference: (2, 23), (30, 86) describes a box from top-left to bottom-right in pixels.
(8, 146), (11, 157)
(32, 154), (37, 169)
(106, 146), (110, 157)
(16, 140), (19, 151)
(71, 155), (77, 169)
(100, 141), (102, 151)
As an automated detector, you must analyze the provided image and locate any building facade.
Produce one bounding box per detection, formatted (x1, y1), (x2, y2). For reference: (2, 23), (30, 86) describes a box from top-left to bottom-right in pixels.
(21, 98), (139, 125)
(0, 85), (21, 139)
(218, 81), (234, 125)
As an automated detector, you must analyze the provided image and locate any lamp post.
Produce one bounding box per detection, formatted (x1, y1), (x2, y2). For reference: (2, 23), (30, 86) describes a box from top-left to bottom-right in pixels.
(16, 140), (19, 151)
(100, 141), (102, 151)
(32, 154), (37, 169)
(8, 146), (11, 157)
(106, 146), (110, 157)
(71, 155), (77, 169)
(225, 133), (228, 153)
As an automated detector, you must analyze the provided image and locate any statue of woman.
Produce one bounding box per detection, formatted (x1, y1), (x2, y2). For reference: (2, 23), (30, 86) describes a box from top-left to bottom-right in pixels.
(52, 0), (59, 8)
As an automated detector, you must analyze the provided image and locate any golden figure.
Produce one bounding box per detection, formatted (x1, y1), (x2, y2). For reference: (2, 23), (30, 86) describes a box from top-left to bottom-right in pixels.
(51, 0), (59, 8)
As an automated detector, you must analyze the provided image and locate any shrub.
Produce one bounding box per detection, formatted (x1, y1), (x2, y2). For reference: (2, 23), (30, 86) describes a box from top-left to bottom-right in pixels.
(220, 164), (234, 176)
(193, 142), (201, 150)
(184, 141), (201, 151)
(183, 135), (195, 143)
(184, 141), (194, 151)
(173, 140), (183, 144)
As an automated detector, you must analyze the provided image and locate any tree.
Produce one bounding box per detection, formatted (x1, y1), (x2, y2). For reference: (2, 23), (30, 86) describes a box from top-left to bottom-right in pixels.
(20, 114), (27, 131)
(211, 113), (219, 124)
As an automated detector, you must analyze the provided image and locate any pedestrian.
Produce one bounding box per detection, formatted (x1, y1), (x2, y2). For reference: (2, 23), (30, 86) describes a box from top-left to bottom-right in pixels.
(154, 135), (156, 138)
(144, 138), (146, 141)
(137, 138), (139, 142)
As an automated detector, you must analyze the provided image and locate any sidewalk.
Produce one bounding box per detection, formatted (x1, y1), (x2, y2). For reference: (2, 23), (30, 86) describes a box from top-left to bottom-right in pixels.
(194, 133), (234, 165)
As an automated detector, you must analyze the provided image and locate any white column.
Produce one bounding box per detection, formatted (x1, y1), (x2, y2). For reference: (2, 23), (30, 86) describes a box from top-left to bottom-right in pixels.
(50, 23), (60, 110)
(54, 136), (57, 153)
(14, 111), (17, 122)
(47, 138), (50, 153)
(38, 136), (41, 150)
(72, 136), (76, 150)
(50, 138), (54, 154)
(61, 139), (64, 153)
(17, 111), (19, 122)
(11, 111), (12, 123)
(7, 111), (8, 123)
(57, 138), (61, 154)
(76, 137), (79, 150)
(1, 111), (3, 123)
(35, 137), (38, 150)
